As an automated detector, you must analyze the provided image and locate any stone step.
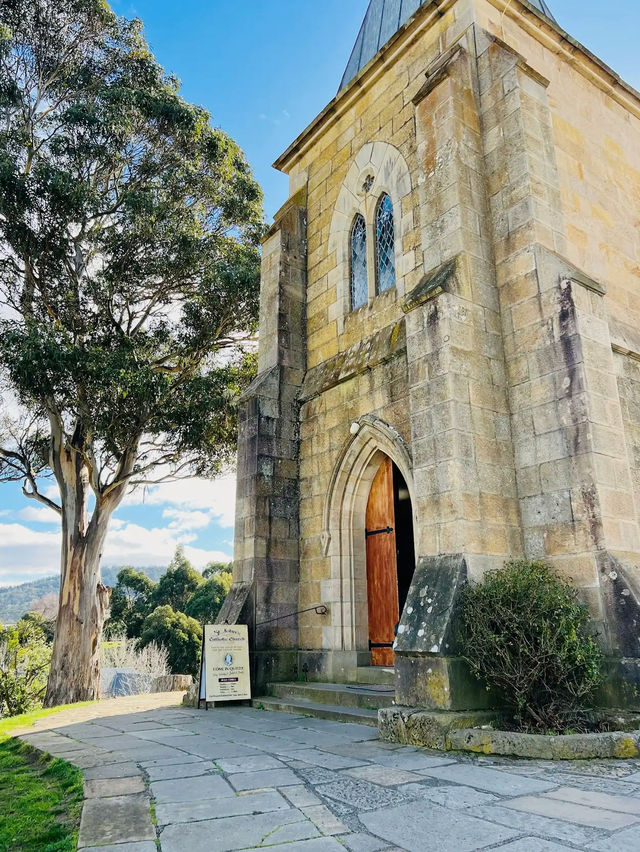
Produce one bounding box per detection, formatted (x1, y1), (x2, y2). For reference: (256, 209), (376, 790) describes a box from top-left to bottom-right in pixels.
(268, 681), (395, 711)
(252, 695), (380, 726)
(356, 666), (395, 685)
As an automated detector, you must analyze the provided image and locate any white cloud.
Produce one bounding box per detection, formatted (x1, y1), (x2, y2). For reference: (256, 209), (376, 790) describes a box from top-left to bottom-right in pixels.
(0, 517), (232, 587)
(101, 521), (231, 569)
(162, 508), (212, 531)
(125, 474), (236, 528)
(18, 506), (61, 524)
(0, 472), (237, 585)
(0, 522), (62, 585)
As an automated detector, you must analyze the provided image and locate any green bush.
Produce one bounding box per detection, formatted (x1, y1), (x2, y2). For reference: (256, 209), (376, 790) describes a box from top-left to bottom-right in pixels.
(459, 560), (604, 732)
(185, 573), (232, 624)
(138, 605), (202, 678)
(0, 619), (52, 717)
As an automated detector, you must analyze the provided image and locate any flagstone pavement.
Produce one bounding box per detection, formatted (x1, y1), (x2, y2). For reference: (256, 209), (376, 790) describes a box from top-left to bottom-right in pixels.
(13, 693), (640, 851)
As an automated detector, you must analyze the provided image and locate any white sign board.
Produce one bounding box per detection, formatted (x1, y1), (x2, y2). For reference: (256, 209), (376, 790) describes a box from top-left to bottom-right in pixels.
(199, 624), (251, 702)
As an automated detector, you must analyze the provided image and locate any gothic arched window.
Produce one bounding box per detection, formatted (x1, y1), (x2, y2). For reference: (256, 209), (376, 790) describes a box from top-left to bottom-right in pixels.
(350, 213), (368, 310)
(375, 193), (396, 294)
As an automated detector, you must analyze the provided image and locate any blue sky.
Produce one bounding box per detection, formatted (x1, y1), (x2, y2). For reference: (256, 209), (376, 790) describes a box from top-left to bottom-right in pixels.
(1, 0), (638, 585)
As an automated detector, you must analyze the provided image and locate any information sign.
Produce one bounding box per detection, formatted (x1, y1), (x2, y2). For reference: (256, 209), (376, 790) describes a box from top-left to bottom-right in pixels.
(199, 624), (251, 702)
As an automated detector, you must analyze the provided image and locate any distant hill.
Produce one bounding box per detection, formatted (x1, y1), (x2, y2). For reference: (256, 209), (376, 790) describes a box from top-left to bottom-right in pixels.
(0, 565), (167, 625)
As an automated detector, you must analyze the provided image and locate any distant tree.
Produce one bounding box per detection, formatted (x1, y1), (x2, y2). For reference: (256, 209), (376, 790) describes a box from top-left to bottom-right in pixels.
(185, 572), (232, 625)
(202, 562), (233, 580)
(106, 567), (156, 639)
(138, 605), (201, 677)
(21, 609), (55, 643)
(150, 548), (203, 613)
(29, 592), (59, 622)
(0, 0), (262, 706)
(0, 617), (52, 716)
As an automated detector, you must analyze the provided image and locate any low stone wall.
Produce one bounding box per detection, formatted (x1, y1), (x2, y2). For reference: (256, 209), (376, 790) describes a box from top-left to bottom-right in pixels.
(151, 674), (192, 693)
(448, 727), (640, 760)
(379, 706), (640, 759)
(378, 705), (499, 751)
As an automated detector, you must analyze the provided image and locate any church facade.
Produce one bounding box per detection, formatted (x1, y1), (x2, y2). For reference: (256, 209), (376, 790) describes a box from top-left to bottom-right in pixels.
(220, 0), (640, 709)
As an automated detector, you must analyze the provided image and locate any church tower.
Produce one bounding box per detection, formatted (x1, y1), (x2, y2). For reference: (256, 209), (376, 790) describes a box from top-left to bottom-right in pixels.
(220, 0), (640, 712)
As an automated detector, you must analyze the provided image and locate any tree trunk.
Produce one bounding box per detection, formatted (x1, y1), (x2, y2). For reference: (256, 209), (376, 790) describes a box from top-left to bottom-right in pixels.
(43, 511), (111, 707)
(43, 429), (124, 707)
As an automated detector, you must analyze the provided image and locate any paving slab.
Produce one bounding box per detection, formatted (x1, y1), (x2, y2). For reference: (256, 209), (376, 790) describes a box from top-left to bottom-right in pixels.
(279, 785), (322, 807)
(544, 786), (640, 815)
(81, 762), (141, 781)
(145, 761), (215, 781)
(151, 773), (235, 803)
(77, 794), (155, 848)
(268, 727), (362, 747)
(503, 795), (639, 830)
(155, 789), (290, 826)
(80, 844), (157, 852)
(344, 765), (422, 786)
(495, 841), (577, 852)
(316, 778), (412, 811)
(399, 782), (499, 808)
(227, 767), (301, 791)
(293, 749), (368, 770)
(539, 772), (640, 795)
(254, 840), (345, 852)
(127, 727), (199, 741)
(114, 743), (182, 762)
(587, 825), (640, 850)
(139, 753), (204, 767)
(419, 763), (557, 795)
(159, 808), (319, 851)
(341, 833), (391, 852)
(54, 723), (125, 739)
(84, 776), (146, 798)
(215, 754), (285, 773)
(65, 750), (132, 769)
(168, 737), (263, 759)
(372, 752), (455, 771)
(361, 801), (518, 852)
(301, 803), (349, 835)
(471, 804), (604, 846)
(296, 766), (343, 785)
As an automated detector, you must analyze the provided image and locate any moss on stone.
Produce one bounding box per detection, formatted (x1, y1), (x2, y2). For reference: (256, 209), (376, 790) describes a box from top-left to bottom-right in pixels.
(613, 737), (639, 759)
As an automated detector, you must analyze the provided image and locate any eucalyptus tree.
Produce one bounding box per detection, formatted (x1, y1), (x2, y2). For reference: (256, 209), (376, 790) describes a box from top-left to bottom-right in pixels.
(0, 0), (262, 706)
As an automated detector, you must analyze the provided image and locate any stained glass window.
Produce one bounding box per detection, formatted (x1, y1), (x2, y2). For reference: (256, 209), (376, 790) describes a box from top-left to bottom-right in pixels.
(350, 213), (368, 310)
(375, 193), (396, 294)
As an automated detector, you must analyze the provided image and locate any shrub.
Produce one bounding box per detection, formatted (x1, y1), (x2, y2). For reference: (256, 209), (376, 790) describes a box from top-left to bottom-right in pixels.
(185, 573), (232, 624)
(459, 560), (604, 732)
(0, 619), (52, 717)
(138, 606), (202, 677)
(100, 631), (170, 697)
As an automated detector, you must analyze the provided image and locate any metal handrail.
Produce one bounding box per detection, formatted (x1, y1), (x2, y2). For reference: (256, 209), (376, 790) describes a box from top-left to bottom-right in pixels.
(256, 604), (328, 627)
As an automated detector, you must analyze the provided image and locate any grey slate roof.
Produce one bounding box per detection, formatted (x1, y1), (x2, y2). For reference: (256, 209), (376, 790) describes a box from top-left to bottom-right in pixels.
(339, 0), (556, 90)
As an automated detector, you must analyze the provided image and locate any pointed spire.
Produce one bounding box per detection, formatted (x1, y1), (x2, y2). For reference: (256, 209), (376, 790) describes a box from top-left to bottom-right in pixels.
(339, 0), (556, 91)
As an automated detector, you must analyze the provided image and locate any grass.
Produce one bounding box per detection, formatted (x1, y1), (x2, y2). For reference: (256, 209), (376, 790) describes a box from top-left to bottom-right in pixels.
(0, 702), (97, 852)
(0, 736), (83, 852)
(0, 701), (96, 737)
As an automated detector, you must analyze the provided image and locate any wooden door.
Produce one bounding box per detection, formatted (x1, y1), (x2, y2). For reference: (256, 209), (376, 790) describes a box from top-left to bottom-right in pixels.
(366, 458), (399, 666)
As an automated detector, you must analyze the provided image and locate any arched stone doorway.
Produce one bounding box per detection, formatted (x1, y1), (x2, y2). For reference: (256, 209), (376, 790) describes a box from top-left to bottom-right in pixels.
(366, 457), (416, 665)
(322, 416), (417, 672)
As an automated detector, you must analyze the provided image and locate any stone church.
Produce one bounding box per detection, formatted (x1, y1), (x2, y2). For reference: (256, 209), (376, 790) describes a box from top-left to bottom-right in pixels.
(219, 0), (640, 711)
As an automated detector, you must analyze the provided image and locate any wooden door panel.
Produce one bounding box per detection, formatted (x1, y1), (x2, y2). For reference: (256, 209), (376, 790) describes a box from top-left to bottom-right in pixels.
(366, 458), (398, 666)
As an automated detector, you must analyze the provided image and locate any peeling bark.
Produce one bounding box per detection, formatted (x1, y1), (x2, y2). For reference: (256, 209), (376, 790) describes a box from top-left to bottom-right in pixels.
(43, 425), (128, 707)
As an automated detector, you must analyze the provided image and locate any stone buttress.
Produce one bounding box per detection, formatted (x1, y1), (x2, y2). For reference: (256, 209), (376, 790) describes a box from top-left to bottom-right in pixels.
(217, 190), (307, 692)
